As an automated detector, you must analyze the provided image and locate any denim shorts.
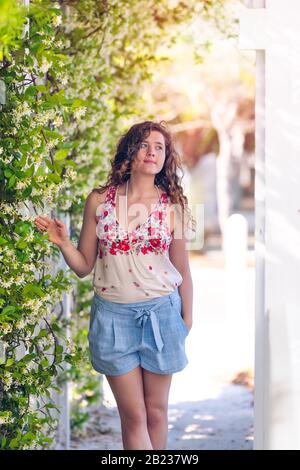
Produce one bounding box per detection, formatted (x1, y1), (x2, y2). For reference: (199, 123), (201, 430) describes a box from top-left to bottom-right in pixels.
(88, 287), (189, 376)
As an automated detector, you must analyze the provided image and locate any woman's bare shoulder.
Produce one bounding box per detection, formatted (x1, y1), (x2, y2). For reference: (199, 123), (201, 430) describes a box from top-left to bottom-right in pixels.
(86, 187), (111, 222)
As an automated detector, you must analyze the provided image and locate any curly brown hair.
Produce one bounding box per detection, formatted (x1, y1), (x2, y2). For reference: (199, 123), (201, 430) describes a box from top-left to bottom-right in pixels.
(92, 120), (196, 233)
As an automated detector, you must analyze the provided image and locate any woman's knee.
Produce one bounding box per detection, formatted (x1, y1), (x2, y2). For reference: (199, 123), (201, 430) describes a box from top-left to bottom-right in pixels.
(119, 404), (148, 428)
(145, 402), (168, 427)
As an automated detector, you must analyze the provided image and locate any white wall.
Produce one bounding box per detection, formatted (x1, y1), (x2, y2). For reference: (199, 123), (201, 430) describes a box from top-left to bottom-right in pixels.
(240, 0), (300, 449)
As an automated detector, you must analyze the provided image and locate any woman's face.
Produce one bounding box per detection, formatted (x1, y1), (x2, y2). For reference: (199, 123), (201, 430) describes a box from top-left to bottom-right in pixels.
(131, 130), (166, 177)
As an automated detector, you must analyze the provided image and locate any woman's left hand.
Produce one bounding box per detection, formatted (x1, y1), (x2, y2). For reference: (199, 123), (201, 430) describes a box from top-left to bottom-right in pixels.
(183, 319), (193, 332)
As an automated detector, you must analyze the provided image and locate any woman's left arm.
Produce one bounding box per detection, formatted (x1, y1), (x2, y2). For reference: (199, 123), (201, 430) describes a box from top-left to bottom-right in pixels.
(169, 228), (193, 332)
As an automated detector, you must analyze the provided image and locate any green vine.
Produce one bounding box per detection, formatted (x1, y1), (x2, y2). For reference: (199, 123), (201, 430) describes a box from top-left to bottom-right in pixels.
(0, 0), (230, 449)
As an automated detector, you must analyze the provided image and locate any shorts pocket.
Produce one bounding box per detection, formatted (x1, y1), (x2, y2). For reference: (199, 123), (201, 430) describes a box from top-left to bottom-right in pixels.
(88, 302), (113, 350)
(88, 297), (97, 339)
(173, 296), (189, 337)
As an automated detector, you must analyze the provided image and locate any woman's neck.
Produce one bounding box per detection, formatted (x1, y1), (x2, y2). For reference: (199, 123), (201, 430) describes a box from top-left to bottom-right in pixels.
(126, 176), (157, 199)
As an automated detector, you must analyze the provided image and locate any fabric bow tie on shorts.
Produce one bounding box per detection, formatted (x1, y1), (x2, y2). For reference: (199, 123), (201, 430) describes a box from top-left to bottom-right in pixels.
(132, 307), (164, 353)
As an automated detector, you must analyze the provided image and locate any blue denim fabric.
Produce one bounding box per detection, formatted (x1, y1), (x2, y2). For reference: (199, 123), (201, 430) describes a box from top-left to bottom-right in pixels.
(88, 288), (189, 376)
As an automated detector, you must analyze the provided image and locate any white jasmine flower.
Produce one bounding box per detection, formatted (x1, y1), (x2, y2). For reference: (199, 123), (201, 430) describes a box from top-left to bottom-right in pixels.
(73, 107), (87, 120)
(0, 280), (14, 289)
(16, 319), (26, 329)
(40, 58), (52, 74)
(52, 15), (62, 27)
(42, 39), (52, 47)
(61, 75), (68, 85)
(53, 115), (63, 128)
(1, 324), (13, 334)
(16, 181), (27, 190)
(65, 168), (77, 180)
(24, 232), (35, 242)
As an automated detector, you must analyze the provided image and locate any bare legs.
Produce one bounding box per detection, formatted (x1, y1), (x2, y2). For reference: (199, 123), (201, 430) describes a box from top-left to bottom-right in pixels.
(105, 367), (152, 449)
(142, 368), (172, 449)
(105, 366), (172, 450)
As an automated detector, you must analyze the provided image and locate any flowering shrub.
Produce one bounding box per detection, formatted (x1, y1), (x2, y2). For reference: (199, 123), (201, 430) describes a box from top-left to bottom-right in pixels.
(0, 0), (230, 449)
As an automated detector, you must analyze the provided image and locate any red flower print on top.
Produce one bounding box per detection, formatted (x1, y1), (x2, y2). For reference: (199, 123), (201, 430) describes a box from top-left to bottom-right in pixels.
(96, 185), (172, 257)
(147, 226), (156, 237)
(119, 240), (130, 252)
(150, 239), (161, 248)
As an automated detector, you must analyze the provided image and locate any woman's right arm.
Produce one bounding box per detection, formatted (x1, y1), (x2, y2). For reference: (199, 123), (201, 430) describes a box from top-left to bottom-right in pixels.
(34, 191), (104, 278)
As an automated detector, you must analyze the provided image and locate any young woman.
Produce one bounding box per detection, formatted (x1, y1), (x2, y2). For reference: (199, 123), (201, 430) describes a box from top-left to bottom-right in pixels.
(34, 120), (196, 450)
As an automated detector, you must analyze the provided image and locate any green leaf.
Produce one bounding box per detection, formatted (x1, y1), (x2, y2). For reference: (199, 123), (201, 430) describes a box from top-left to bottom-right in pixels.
(45, 159), (54, 170)
(23, 432), (36, 441)
(37, 329), (48, 338)
(16, 239), (28, 249)
(4, 169), (12, 177)
(35, 165), (45, 177)
(51, 322), (60, 332)
(22, 186), (32, 198)
(48, 90), (67, 105)
(22, 353), (36, 363)
(47, 173), (61, 183)
(20, 144), (32, 152)
(43, 129), (61, 139)
(6, 358), (14, 367)
(2, 306), (16, 315)
(44, 403), (60, 411)
(63, 159), (77, 168)
(23, 284), (45, 297)
(9, 438), (19, 449)
(7, 174), (16, 188)
(43, 437), (53, 444)
(71, 98), (86, 109)
(19, 153), (27, 167)
(25, 165), (35, 177)
(54, 148), (69, 161)
(41, 358), (49, 368)
(36, 84), (48, 93)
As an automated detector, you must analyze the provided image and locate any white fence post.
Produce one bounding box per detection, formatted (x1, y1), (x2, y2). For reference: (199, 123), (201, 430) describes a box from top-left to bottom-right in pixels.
(51, 212), (71, 450)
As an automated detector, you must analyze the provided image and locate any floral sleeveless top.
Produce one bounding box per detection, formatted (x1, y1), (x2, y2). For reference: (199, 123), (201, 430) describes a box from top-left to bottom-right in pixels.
(92, 184), (183, 303)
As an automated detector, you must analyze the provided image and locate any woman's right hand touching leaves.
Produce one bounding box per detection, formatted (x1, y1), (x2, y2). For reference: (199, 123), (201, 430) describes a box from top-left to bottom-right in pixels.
(34, 215), (69, 248)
